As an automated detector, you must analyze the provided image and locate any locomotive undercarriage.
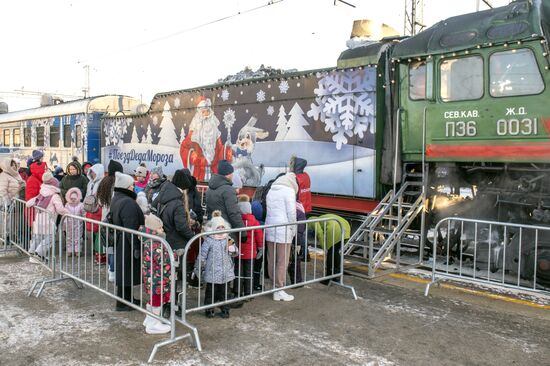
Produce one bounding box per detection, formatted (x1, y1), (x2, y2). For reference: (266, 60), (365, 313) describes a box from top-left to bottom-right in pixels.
(425, 162), (550, 288)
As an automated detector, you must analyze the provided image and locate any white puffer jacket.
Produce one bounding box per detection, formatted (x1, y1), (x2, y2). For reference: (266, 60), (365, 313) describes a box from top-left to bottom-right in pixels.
(0, 158), (25, 205)
(86, 163), (105, 198)
(265, 173), (298, 244)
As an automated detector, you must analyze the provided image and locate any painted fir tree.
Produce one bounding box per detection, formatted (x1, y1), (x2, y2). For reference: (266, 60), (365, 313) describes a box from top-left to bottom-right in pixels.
(275, 105), (288, 141)
(179, 125), (186, 143)
(144, 123), (153, 144)
(130, 125), (140, 144)
(157, 101), (179, 147)
(284, 102), (312, 141)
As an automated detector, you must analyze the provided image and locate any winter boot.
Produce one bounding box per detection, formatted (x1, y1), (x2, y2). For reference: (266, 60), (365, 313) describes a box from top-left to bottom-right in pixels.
(205, 309), (215, 318)
(220, 307), (230, 319)
(28, 239), (36, 254)
(145, 306), (171, 334)
(94, 253), (107, 265)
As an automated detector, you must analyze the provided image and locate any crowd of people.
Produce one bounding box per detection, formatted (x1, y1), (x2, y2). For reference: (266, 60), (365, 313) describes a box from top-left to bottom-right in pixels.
(0, 150), (352, 334)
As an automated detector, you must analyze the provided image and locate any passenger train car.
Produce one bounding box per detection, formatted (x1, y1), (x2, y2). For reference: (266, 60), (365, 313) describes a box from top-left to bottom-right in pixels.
(0, 96), (139, 169)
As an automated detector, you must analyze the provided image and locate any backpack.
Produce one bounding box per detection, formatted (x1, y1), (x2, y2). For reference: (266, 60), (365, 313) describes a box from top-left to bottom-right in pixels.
(83, 194), (100, 213)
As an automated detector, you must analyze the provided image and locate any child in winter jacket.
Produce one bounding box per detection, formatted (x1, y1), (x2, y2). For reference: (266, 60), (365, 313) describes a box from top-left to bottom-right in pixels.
(26, 171), (69, 259)
(140, 214), (171, 335)
(236, 194), (264, 296)
(64, 187), (85, 255)
(194, 210), (235, 318)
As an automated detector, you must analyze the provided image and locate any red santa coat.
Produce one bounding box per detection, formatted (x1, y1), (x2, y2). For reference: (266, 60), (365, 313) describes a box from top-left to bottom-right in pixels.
(296, 173), (312, 213)
(180, 131), (232, 181)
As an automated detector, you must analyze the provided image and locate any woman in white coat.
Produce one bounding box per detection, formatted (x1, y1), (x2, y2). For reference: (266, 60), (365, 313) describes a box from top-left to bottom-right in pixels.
(264, 172), (298, 302)
(0, 158), (25, 204)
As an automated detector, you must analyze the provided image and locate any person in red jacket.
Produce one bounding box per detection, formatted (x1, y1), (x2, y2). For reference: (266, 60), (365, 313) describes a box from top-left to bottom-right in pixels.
(235, 194), (264, 296)
(289, 156), (312, 213)
(25, 150), (48, 226)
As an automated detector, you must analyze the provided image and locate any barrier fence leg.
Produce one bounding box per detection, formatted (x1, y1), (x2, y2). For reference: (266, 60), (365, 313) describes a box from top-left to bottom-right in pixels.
(424, 277), (442, 297)
(328, 237), (358, 300)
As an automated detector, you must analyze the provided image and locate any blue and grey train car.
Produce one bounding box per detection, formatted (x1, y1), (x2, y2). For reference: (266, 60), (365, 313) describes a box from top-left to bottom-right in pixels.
(0, 95), (139, 169)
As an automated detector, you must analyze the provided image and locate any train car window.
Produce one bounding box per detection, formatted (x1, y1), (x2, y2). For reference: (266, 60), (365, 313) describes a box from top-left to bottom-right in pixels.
(36, 127), (45, 147)
(63, 124), (71, 148)
(24, 128), (31, 147)
(409, 61), (426, 100)
(490, 48), (544, 97)
(13, 129), (20, 147)
(3, 129), (10, 146)
(440, 56), (483, 102)
(75, 125), (82, 148)
(50, 126), (60, 147)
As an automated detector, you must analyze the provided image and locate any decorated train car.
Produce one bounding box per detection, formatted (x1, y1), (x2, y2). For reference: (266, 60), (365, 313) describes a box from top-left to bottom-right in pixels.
(0, 96), (139, 169)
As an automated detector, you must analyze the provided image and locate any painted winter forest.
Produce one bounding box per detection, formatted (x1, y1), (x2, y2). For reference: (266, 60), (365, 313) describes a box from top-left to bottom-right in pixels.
(102, 68), (377, 197)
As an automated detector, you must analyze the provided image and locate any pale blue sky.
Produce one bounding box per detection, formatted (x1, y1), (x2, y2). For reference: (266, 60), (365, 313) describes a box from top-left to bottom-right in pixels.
(0, 0), (509, 111)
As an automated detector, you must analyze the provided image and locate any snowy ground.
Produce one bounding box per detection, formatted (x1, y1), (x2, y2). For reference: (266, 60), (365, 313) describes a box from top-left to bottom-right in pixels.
(1, 252), (549, 365)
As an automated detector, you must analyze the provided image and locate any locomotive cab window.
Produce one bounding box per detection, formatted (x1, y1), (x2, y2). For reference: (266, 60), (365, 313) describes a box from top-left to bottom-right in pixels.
(490, 48), (544, 97)
(75, 125), (82, 148)
(36, 127), (45, 147)
(50, 126), (60, 147)
(63, 124), (71, 148)
(3, 129), (10, 146)
(440, 56), (483, 102)
(24, 128), (31, 147)
(13, 129), (20, 147)
(409, 61), (427, 100)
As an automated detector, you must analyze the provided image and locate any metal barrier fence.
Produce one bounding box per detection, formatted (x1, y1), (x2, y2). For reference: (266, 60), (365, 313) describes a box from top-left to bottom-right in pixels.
(1, 198), (60, 276)
(28, 213), (194, 362)
(0, 201), (12, 253)
(425, 217), (550, 296)
(177, 217), (358, 350)
(196, 184), (208, 211)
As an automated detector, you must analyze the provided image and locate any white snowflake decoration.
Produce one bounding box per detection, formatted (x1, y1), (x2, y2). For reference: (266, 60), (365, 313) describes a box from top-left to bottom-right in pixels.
(103, 117), (130, 146)
(266, 105), (275, 116)
(174, 98), (181, 108)
(152, 116), (159, 125)
(221, 89), (230, 101)
(223, 108), (236, 130)
(307, 69), (376, 150)
(256, 90), (266, 103)
(279, 80), (289, 94)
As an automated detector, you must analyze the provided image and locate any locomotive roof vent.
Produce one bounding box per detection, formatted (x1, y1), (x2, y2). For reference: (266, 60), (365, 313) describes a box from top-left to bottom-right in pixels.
(133, 103), (149, 115)
(0, 102), (8, 114)
(346, 19), (399, 49)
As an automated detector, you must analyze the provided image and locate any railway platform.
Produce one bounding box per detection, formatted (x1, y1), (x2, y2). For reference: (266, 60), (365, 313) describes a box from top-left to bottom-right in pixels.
(0, 253), (548, 365)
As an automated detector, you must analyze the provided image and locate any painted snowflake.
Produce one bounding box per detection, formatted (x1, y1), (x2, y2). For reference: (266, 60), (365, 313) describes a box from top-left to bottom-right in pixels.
(221, 89), (230, 101)
(266, 105), (275, 116)
(279, 80), (289, 94)
(103, 117), (130, 146)
(223, 108), (236, 130)
(307, 69), (376, 150)
(174, 98), (181, 108)
(256, 90), (266, 103)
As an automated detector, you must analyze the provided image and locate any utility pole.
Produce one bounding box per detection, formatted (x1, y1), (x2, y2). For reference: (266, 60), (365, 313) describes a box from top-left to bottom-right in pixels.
(82, 64), (90, 98)
(404, 0), (425, 36)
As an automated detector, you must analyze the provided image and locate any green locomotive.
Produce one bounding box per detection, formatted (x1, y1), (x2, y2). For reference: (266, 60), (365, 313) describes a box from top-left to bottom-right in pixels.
(339, 0), (550, 286)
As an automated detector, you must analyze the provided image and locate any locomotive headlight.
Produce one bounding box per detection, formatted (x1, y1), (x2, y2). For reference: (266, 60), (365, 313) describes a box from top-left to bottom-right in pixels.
(435, 166), (450, 178)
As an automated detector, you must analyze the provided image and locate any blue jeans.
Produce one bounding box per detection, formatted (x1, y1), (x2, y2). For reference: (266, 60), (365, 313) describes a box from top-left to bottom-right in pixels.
(108, 253), (114, 272)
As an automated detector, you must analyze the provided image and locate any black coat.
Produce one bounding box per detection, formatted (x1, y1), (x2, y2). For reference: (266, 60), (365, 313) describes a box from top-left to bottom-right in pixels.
(110, 188), (145, 287)
(205, 174), (247, 241)
(188, 187), (204, 224)
(152, 181), (195, 250)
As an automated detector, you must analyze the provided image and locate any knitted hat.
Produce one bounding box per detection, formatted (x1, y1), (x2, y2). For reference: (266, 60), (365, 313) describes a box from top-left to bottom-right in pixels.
(82, 162), (92, 170)
(217, 160), (234, 176)
(205, 210), (231, 232)
(150, 166), (164, 178)
(135, 166), (148, 178)
(114, 171), (134, 189)
(145, 214), (163, 231)
(108, 160), (123, 177)
(136, 192), (150, 214)
(42, 171), (58, 187)
(238, 194), (251, 214)
(32, 150), (44, 161)
(172, 169), (192, 190)
(54, 166), (64, 175)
